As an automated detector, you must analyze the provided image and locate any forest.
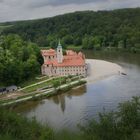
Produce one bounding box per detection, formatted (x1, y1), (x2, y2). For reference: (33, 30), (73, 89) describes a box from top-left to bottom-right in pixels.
(1, 8), (140, 52)
(0, 34), (43, 86)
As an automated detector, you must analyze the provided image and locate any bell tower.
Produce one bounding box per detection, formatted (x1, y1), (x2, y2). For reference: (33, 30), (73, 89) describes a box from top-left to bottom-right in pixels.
(57, 40), (63, 63)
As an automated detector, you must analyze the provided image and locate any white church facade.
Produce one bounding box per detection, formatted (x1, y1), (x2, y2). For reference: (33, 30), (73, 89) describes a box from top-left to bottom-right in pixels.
(41, 41), (87, 77)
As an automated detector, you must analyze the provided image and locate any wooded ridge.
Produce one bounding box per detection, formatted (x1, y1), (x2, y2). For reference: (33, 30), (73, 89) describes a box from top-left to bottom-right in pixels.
(1, 8), (140, 51)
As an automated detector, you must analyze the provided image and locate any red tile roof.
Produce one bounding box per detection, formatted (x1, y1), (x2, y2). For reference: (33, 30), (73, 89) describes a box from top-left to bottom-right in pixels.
(42, 49), (85, 67)
(41, 49), (56, 56)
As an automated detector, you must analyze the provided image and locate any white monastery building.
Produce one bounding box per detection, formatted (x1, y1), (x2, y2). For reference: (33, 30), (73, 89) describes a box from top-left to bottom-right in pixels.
(41, 41), (87, 77)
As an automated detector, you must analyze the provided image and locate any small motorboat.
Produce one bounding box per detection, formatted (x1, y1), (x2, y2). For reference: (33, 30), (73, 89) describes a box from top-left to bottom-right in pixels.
(121, 72), (127, 75)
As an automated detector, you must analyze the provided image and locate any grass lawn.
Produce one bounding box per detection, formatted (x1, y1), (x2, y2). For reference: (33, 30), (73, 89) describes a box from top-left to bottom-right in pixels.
(0, 76), (85, 106)
(20, 76), (49, 88)
(22, 77), (66, 93)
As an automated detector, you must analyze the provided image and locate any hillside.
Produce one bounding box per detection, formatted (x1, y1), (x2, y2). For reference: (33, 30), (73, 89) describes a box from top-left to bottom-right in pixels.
(2, 8), (140, 51)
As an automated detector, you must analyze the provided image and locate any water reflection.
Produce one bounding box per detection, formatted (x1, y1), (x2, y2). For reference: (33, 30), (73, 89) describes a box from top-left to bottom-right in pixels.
(14, 85), (86, 115)
(13, 100), (41, 113)
(45, 85), (86, 113)
(51, 95), (66, 113)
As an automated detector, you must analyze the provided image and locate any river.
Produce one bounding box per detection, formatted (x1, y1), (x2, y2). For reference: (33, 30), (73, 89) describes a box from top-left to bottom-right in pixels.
(13, 51), (140, 131)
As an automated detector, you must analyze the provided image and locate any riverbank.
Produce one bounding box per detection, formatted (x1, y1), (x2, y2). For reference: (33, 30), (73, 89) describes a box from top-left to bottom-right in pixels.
(86, 59), (124, 83)
(66, 45), (140, 54)
(0, 80), (86, 106)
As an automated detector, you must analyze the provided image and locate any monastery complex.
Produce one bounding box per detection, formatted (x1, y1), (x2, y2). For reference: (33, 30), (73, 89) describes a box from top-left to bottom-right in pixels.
(41, 41), (87, 77)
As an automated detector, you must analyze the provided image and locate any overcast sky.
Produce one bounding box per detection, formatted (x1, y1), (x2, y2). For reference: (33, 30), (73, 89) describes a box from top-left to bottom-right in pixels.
(0, 0), (140, 22)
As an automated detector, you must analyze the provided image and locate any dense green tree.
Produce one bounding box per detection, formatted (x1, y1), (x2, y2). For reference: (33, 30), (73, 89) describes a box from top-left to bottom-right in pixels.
(80, 96), (140, 140)
(82, 36), (95, 49)
(73, 37), (82, 46)
(62, 35), (73, 45)
(118, 40), (124, 48)
(53, 80), (60, 89)
(50, 39), (58, 49)
(0, 34), (42, 86)
(0, 108), (54, 140)
(59, 28), (69, 38)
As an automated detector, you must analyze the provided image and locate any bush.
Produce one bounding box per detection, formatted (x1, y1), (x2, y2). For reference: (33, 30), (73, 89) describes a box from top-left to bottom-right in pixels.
(0, 108), (54, 140)
(80, 96), (140, 140)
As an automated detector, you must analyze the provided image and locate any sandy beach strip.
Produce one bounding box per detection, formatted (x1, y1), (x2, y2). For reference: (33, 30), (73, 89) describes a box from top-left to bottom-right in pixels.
(85, 59), (124, 83)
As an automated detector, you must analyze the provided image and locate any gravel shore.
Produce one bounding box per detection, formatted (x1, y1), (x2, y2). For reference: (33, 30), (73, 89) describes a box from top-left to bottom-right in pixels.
(86, 59), (124, 83)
